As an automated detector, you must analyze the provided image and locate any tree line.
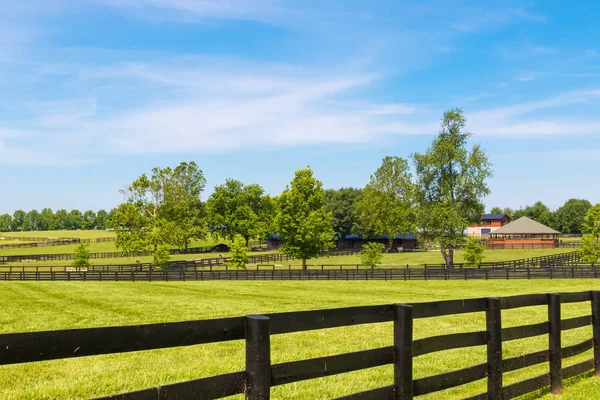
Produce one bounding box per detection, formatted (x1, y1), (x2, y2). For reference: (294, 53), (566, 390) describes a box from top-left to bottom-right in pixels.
(0, 209), (111, 232)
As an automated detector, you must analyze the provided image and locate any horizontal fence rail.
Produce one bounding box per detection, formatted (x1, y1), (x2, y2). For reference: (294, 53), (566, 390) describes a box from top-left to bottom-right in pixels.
(1, 291), (599, 399)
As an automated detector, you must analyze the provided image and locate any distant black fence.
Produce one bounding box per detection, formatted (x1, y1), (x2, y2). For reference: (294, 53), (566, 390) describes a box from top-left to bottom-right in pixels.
(1, 291), (598, 399)
(0, 236), (116, 249)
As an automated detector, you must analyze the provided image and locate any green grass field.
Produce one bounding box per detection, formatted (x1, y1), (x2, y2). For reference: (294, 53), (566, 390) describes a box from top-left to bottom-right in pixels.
(1, 280), (599, 399)
(0, 230), (116, 239)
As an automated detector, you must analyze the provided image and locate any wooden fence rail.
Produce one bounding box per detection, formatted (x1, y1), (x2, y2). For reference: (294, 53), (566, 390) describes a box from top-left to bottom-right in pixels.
(1, 291), (598, 399)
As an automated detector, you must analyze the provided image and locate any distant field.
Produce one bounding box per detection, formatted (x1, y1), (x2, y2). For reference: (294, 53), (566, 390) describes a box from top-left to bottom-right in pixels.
(0, 230), (115, 239)
(0, 280), (598, 399)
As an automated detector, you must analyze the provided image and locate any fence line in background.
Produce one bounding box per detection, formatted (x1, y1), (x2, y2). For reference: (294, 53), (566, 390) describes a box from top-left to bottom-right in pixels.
(1, 291), (598, 399)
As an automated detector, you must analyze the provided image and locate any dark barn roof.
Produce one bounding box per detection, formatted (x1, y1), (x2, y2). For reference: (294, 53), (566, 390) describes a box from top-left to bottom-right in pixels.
(482, 214), (508, 220)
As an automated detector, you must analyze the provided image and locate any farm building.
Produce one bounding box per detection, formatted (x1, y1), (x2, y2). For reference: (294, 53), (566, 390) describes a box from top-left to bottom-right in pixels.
(266, 233), (417, 251)
(468, 213), (511, 237)
(486, 216), (560, 249)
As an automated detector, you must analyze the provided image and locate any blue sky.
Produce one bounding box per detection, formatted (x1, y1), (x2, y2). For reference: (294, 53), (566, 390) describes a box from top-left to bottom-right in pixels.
(1, 0), (599, 213)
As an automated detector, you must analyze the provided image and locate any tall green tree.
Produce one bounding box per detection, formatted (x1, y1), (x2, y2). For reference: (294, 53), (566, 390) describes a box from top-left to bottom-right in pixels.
(502, 207), (515, 220)
(355, 156), (415, 249)
(323, 187), (362, 238)
(0, 214), (11, 232)
(24, 210), (41, 231)
(39, 208), (57, 230)
(207, 179), (274, 246)
(82, 210), (97, 230)
(513, 202), (554, 227)
(108, 162), (207, 252)
(413, 108), (492, 268)
(275, 167), (335, 270)
(96, 209), (108, 230)
(584, 204), (600, 243)
(11, 210), (26, 231)
(55, 209), (69, 230)
(553, 199), (592, 234)
(489, 207), (503, 215)
(580, 234), (599, 263)
(68, 209), (83, 230)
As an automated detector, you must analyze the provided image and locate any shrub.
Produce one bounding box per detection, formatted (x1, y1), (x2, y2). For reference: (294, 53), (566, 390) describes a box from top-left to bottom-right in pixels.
(463, 237), (485, 267)
(153, 245), (171, 270)
(580, 234), (599, 263)
(228, 235), (249, 270)
(359, 242), (385, 269)
(72, 244), (91, 269)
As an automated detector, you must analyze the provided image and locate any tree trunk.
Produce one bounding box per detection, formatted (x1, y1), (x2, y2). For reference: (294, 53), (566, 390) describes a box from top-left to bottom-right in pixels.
(388, 237), (394, 252)
(440, 242), (454, 269)
(245, 237), (250, 247)
(302, 258), (307, 271)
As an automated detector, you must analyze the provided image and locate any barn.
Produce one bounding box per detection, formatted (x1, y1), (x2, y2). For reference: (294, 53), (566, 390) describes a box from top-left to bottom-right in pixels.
(486, 216), (560, 249)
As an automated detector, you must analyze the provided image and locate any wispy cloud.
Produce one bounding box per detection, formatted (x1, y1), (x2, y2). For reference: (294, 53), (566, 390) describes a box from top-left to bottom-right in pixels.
(452, 7), (545, 32)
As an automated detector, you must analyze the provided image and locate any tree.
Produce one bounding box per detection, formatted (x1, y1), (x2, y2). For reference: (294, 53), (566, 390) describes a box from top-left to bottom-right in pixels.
(489, 207), (502, 214)
(96, 209), (109, 230)
(359, 242), (385, 269)
(553, 199), (591, 234)
(355, 156), (415, 249)
(207, 179), (274, 246)
(0, 214), (12, 232)
(153, 245), (171, 270)
(583, 204), (600, 242)
(323, 187), (362, 238)
(580, 234), (599, 263)
(24, 210), (41, 231)
(82, 210), (97, 230)
(55, 209), (69, 230)
(275, 167), (335, 270)
(228, 234), (250, 270)
(72, 244), (91, 269)
(68, 209), (83, 230)
(108, 162), (207, 252)
(513, 202), (554, 227)
(11, 210), (26, 231)
(39, 208), (56, 231)
(413, 108), (492, 268)
(463, 237), (485, 267)
(502, 207), (515, 220)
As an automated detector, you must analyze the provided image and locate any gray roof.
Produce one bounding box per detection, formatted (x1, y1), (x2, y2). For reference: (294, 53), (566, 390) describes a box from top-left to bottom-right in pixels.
(491, 216), (560, 235)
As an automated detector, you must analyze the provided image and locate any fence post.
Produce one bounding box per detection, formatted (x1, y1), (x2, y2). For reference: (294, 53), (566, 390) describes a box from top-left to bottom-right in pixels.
(486, 297), (502, 399)
(394, 304), (413, 399)
(592, 291), (600, 376)
(246, 315), (271, 400)
(548, 294), (562, 394)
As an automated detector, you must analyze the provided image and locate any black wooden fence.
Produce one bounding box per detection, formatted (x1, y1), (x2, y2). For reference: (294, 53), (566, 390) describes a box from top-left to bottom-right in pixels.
(1, 291), (598, 399)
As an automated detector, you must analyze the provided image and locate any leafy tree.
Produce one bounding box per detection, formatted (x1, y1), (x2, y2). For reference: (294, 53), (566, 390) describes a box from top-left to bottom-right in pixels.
(24, 210), (41, 231)
(275, 167), (335, 270)
(502, 207), (515, 220)
(463, 237), (485, 267)
(359, 242), (385, 269)
(55, 209), (69, 230)
(39, 208), (57, 230)
(0, 214), (11, 232)
(583, 204), (600, 242)
(68, 209), (83, 230)
(228, 234), (250, 270)
(81, 210), (97, 230)
(96, 209), (109, 230)
(11, 210), (26, 231)
(489, 207), (503, 215)
(153, 245), (171, 270)
(72, 244), (91, 269)
(413, 108), (492, 268)
(553, 199), (591, 234)
(513, 202), (554, 227)
(109, 162), (207, 252)
(580, 234), (599, 263)
(323, 187), (362, 238)
(355, 156), (415, 249)
(207, 179), (274, 246)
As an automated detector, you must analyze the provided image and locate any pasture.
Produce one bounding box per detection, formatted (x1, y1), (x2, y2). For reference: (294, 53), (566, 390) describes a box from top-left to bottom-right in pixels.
(1, 280), (600, 399)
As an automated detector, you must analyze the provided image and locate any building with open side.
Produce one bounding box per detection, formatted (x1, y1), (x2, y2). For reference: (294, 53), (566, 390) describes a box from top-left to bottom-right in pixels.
(486, 216), (560, 249)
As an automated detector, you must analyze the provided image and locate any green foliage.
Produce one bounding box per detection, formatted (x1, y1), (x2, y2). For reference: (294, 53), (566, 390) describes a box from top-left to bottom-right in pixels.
(580, 234), (599, 263)
(489, 207), (503, 215)
(513, 201), (554, 228)
(359, 242), (385, 268)
(11, 210), (26, 231)
(108, 161), (207, 252)
(39, 208), (57, 230)
(553, 199), (591, 233)
(72, 244), (91, 269)
(323, 187), (362, 237)
(95, 209), (108, 230)
(0, 213), (11, 232)
(413, 108), (492, 268)
(463, 238), (485, 267)
(152, 245), (171, 270)
(227, 235), (250, 270)
(356, 157), (416, 248)
(275, 167), (335, 270)
(55, 209), (69, 230)
(68, 209), (83, 230)
(82, 210), (97, 230)
(207, 179), (274, 245)
(583, 204), (600, 242)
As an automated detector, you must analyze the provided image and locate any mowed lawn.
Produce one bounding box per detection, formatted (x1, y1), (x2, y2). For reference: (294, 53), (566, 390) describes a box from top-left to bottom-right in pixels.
(1, 280), (600, 399)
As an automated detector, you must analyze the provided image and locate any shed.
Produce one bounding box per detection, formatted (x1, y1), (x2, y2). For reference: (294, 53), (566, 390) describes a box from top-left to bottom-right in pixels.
(487, 216), (560, 249)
